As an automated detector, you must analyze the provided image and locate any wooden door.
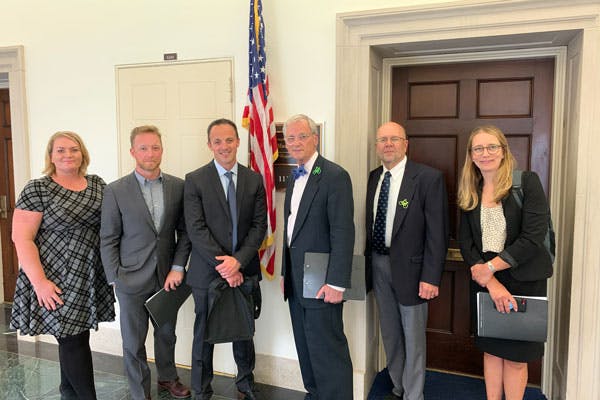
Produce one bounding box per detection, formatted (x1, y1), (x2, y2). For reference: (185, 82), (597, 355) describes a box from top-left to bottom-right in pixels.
(391, 58), (554, 384)
(116, 60), (234, 371)
(0, 88), (17, 302)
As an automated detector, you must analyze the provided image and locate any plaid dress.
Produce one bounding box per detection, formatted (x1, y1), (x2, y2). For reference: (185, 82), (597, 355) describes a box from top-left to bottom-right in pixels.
(10, 175), (115, 338)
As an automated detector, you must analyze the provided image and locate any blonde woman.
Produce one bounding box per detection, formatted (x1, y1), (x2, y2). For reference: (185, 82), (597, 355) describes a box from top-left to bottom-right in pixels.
(458, 125), (552, 400)
(10, 131), (114, 399)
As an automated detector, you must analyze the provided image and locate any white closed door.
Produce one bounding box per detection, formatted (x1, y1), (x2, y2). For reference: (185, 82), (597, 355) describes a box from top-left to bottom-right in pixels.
(116, 59), (239, 375)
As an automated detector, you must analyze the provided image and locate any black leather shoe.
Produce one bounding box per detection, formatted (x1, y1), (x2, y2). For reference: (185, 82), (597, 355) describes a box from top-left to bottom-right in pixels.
(237, 389), (258, 400)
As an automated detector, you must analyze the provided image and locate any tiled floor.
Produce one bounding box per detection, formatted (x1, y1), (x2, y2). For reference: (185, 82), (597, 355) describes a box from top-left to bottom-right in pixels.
(0, 304), (305, 400)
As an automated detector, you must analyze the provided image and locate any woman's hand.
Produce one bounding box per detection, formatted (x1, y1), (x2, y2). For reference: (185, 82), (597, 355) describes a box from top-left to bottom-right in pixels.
(471, 263), (494, 287)
(33, 278), (63, 311)
(486, 278), (517, 313)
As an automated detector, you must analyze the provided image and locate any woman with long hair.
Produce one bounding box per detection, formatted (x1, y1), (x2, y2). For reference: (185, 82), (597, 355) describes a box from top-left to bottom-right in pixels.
(458, 125), (552, 400)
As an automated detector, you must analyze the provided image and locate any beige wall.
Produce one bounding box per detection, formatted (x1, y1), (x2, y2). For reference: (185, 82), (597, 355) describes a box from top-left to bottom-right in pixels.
(0, 0), (454, 396)
(4, 1), (599, 399)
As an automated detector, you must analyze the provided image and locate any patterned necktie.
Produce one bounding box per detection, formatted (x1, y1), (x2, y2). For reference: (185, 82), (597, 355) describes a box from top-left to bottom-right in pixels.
(373, 171), (391, 253)
(225, 171), (237, 251)
(292, 164), (307, 180)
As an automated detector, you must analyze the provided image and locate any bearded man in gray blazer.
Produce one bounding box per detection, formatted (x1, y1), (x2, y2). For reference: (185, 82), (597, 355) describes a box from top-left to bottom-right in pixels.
(100, 125), (191, 400)
(184, 119), (267, 400)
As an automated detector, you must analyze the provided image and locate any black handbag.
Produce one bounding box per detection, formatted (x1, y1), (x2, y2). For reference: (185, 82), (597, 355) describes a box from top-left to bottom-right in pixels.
(205, 275), (261, 344)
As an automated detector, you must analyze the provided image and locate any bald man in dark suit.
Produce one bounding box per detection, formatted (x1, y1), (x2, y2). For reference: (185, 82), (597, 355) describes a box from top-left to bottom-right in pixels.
(365, 122), (449, 400)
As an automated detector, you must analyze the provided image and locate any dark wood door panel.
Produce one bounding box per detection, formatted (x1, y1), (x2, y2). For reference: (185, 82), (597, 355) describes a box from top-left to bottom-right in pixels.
(0, 88), (17, 302)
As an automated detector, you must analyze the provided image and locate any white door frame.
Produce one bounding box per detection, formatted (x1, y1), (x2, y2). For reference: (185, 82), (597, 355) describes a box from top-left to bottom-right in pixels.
(335, 1), (600, 398)
(0, 45), (30, 304)
(378, 44), (566, 375)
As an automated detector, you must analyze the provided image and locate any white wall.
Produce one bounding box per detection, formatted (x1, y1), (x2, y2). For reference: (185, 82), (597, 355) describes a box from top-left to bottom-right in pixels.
(1, 0), (453, 385)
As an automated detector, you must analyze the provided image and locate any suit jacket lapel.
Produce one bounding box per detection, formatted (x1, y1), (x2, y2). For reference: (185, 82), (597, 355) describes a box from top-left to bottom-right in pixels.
(235, 166), (247, 226)
(128, 172), (157, 234)
(472, 201), (483, 240)
(291, 155), (323, 243)
(366, 166), (382, 236)
(160, 174), (172, 232)
(391, 161), (418, 238)
(208, 162), (231, 218)
(284, 172), (295, 244)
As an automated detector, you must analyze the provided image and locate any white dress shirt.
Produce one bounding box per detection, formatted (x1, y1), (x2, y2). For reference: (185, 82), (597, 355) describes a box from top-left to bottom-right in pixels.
(287, 151), (318, 245)
(372, 157), (407, 247)
(213, 159), (239, 198)
(287, 152), (345, 292)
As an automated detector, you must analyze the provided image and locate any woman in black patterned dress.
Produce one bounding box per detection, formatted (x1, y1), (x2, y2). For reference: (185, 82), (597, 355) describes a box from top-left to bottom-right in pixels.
(10, 131), (115, 399)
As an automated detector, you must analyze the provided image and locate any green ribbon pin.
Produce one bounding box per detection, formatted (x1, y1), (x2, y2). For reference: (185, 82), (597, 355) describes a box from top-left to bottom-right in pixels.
(312, 166), (322, 175)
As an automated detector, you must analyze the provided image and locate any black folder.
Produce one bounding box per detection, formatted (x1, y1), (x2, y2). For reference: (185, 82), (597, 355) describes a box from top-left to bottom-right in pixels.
(303, 252), (365, 300)
(144, 284), (192, 327)
(477, 292), (548, 342)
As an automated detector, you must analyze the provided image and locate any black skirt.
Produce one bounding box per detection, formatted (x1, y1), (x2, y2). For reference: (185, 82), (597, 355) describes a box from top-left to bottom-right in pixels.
(470, 252), (547, 363)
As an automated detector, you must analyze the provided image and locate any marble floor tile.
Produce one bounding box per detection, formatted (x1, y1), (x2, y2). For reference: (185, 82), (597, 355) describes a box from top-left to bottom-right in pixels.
(0, 304), (305, 400)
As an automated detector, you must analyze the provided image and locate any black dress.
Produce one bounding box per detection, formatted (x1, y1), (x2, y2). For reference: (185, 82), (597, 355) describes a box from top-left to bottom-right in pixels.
(10, 175), (115, 338)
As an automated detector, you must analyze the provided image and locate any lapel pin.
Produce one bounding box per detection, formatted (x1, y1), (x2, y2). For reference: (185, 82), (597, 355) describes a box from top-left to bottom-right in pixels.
(312, 166), (321, 175)
(399, 199), (409, 209)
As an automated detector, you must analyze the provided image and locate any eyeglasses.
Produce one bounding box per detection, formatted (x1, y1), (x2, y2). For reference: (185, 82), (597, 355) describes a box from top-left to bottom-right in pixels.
(471, 144), (503, 156)
(375, 136), (407, 144)
(284, 133), (313, 144)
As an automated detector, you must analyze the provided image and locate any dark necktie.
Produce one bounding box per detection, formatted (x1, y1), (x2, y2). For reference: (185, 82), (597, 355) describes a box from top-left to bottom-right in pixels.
(225, 171), (238, 251)
(373, 171), (391, 254)
(292, 164), (307, 180)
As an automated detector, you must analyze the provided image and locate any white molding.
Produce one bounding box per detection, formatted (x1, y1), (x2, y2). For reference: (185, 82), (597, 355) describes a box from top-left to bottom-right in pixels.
(336, 1), (600, 398)
(0, 45), (30, 198)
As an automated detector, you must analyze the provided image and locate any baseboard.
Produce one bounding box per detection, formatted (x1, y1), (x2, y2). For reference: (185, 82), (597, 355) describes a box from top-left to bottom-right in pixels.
(254, 353), (304, 391)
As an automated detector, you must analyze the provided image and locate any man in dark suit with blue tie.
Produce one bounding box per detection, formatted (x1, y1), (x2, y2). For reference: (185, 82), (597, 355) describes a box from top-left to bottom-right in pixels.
(365, 122), (449, 400)
(184, 119), (267, 400)
(281, 114), (354, 400)
(100, 125), (192, 400)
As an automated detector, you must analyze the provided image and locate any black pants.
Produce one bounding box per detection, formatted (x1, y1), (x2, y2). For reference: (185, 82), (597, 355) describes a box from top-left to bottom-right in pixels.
(190, 288), (255, 399)
(56, 330), (97, 399)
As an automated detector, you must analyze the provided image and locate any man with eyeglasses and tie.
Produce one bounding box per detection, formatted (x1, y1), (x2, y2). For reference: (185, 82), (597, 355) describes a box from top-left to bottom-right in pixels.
(365, 122), (449, 400)
(281, 114), (354, 400)
(184, 118), (267, 400)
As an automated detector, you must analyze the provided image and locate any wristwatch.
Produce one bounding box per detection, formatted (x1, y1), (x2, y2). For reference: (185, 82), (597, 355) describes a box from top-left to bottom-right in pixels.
(487, 261), (496, 273)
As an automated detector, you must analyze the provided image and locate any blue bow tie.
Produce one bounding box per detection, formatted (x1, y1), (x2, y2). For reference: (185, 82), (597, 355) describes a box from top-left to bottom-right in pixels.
(292, 165), (307, 180)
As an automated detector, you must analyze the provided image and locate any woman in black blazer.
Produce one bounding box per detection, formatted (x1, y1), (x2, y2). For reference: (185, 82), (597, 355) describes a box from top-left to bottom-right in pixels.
(458, 125), (552, 400)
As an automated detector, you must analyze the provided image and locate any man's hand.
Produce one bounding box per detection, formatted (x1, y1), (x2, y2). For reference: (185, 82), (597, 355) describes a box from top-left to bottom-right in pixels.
(418, 282), (439, 300)
(215, 255), (241, 279)
(471, 263), (494, 287)
(226, 271), (244, 288)
(33, 278), (63, 310)
(164, 270), (184, 291)
(316, 285), (344, 304)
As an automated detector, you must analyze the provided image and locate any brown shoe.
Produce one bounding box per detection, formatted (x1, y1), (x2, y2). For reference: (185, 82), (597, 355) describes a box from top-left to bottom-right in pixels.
(157, 379), (191, 399)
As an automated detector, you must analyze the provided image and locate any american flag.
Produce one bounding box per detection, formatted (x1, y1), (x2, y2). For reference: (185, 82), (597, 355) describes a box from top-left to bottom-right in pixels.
(242, 0), (277, 279)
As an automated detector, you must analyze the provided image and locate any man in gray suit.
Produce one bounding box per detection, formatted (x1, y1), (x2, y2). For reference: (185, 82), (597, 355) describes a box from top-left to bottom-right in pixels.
(281, 114), (354, 400)
(100, 125), (192, 400)
(184, 119), (267, 400)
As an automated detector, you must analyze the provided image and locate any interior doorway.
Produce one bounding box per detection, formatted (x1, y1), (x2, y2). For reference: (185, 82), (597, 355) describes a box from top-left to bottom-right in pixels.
(0, 88), (17, 302)
(389, 58), (555, 384)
